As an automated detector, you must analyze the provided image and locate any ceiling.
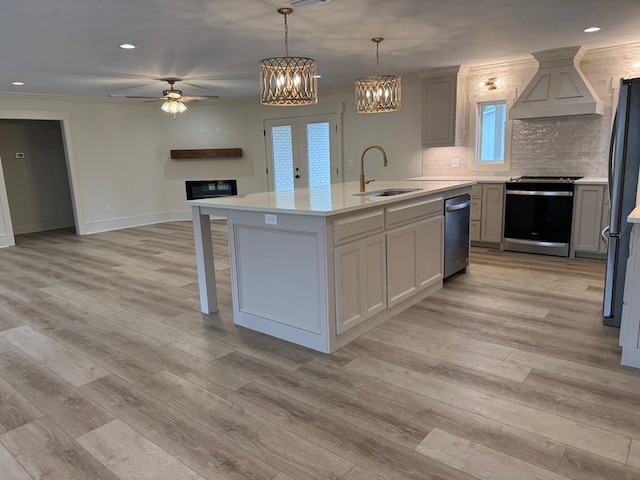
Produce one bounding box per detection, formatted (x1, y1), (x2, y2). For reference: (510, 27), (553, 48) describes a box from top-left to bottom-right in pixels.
(2, 0), (640, 102)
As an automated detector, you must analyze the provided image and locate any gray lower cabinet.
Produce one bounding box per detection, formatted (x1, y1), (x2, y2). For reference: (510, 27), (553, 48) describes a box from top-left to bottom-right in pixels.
(470, 183), (504, 246)
(572, 184), (610, 255)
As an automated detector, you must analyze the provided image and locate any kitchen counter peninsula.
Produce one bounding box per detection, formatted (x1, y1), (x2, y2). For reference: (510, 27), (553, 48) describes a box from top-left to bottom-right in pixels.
(189, 180), (474, 353)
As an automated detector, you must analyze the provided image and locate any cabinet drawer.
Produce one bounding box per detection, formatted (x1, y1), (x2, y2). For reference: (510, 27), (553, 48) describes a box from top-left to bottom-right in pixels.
(333, 209), (384, 246)
(385, 196), (443, 230)
(471, 184), (483, 199)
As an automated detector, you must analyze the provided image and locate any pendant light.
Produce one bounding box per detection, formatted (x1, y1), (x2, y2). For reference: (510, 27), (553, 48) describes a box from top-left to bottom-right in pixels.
(259, 8), (318, 106)
(355, 37), (401, 113)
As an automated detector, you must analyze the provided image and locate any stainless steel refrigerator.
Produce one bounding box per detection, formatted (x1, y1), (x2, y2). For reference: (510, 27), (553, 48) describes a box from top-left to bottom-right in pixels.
(603, 77), (640, 327)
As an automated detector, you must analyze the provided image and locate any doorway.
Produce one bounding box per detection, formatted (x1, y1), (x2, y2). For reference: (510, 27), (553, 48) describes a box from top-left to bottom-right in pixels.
(264, 113), (340, 191)
(0, 120), (75, 238)
(0, 110), (82, 248)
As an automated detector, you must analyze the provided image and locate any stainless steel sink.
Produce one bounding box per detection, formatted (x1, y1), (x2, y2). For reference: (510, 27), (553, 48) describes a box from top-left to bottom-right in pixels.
(354, 188), (421, 197)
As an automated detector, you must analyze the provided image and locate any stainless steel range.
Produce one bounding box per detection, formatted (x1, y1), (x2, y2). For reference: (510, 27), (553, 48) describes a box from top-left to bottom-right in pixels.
(503, 176), (582, 257)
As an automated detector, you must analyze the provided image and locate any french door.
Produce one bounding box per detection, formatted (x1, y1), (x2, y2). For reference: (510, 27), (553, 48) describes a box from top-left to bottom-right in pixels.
(264, 113), (340, 191)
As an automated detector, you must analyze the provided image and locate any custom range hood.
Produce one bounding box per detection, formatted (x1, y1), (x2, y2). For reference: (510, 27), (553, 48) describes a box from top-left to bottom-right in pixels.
(509, 46), (603, 120)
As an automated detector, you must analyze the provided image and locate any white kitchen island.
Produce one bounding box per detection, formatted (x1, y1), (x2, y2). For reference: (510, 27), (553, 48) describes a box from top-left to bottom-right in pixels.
(188, 180), (474, 353)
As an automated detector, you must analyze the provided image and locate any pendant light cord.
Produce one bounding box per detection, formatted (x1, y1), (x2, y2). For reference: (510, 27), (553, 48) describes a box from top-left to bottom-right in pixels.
(284, 13), (289, 56)
(376, 41), (380, 74)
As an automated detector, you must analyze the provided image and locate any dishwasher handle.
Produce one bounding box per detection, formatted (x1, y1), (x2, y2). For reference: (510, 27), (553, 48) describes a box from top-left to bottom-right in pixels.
(446, 200), (470, 212)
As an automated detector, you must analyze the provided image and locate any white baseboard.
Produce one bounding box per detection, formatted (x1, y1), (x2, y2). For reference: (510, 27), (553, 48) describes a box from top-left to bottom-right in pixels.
(82, 210), (192, 235)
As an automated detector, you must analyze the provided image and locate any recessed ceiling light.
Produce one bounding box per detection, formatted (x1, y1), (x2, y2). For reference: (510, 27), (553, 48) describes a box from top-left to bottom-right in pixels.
(584, 26), (601, 33)
(11, 81), (24, 86)
(119, 43), (137, 49)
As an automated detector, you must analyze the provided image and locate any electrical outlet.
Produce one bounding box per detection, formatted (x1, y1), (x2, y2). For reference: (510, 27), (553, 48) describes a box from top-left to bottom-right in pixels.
(451, 158), (461, 168)
(215, 126), (221, 134)
(200, 126), (206, 134)
(347, 159), (354, 168)
(105, 205), (111, 213)
(265, 213), (277, 225)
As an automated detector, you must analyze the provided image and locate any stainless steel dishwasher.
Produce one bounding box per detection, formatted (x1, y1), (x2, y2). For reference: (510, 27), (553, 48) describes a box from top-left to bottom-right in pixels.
(444, 194), (471, 278)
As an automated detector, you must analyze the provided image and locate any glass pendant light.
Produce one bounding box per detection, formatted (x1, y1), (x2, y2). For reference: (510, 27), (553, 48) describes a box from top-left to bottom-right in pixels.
(259, 8), (318, 106)
(355, 37), (401, 113)
(161, 98), (187, 119)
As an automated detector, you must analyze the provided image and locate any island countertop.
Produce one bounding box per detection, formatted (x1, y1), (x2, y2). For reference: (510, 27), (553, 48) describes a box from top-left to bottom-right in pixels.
(187, 180), (475, 217)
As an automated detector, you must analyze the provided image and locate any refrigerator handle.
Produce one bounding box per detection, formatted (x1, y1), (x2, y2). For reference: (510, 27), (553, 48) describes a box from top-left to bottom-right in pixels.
(608, 112), (617, 204)
(602, 225), (610, 243)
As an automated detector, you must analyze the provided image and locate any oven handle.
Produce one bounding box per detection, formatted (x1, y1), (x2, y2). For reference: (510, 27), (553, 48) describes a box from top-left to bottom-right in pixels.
(505, 190), (573, 197)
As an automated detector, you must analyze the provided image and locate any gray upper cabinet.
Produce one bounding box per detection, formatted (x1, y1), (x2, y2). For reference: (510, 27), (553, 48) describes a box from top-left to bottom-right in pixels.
(419, 65), (468, 148)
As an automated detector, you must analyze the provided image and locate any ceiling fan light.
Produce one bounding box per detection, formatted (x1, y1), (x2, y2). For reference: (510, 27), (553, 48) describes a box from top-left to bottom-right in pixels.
(259, 8), (318, 106)
(161, 99), (187, 118)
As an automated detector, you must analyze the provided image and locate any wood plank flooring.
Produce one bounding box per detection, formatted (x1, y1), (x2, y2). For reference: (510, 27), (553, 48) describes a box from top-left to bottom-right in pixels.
(0, 220), (639, 479)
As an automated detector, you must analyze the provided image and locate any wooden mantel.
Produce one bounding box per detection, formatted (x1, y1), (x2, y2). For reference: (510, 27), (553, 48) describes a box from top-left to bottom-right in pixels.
(170, 148), (243, 160)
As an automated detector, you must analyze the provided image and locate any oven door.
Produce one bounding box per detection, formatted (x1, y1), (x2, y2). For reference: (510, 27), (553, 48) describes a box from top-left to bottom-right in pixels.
(503, 190), (574, 256)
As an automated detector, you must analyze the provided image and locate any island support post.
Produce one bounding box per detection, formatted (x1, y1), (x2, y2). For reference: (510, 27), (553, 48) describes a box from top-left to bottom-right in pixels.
(191, 205), (219, 313)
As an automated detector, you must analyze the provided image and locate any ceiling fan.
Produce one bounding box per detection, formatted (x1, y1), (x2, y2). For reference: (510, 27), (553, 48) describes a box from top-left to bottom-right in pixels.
(109, 78), (219, 118)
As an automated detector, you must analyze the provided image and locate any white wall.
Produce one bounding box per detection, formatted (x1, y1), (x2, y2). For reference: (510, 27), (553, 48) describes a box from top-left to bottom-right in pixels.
(0, 78), (426, 245)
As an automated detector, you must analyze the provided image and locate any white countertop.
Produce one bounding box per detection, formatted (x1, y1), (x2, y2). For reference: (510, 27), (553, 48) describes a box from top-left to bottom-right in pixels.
(406, 176), (510, 183)
(629, 205), (640, 224)
(187, 180), (475, 217)
(575, 177), (608, 185)
(408, 175), (608, 185)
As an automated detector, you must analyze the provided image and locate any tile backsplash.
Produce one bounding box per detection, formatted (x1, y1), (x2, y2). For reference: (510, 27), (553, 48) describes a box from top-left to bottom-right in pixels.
(422, 43), (640, 178)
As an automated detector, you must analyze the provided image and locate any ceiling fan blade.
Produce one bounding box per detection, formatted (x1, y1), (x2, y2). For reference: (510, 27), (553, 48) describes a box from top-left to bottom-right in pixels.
(182, 95), (220, 101)
(109, 94), (162, 99)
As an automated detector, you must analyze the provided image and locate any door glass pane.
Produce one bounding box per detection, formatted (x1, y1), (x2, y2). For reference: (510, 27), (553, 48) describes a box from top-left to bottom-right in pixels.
(271, 125), (294, 191)
(306, 121), (331, 187)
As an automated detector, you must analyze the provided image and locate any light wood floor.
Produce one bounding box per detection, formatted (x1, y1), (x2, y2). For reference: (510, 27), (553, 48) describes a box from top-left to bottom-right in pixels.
(1, 220), (639, 479)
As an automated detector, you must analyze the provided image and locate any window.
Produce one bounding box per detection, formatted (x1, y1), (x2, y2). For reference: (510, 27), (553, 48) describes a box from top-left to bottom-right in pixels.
(479, 102), (506, 162)
(469, 98), (511, 172)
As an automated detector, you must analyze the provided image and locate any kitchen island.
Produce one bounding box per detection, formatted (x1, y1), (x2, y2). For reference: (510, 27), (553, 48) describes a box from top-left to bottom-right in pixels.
(188, 180), (474, 353)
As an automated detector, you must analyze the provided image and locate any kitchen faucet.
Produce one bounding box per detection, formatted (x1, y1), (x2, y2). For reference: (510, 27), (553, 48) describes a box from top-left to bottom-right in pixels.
(360, 145), (388, 192)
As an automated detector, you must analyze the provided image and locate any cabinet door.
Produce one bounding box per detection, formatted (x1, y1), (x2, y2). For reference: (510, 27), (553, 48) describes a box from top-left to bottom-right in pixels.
(480, 184), (504, 243)
(470, 220), (481, 242)
(573, 185), (605, 253)
(417, 216), (443, 290)
(386, 224), (419, 307)
(334, 234), (386, 334)
(422, 75), (457, 147)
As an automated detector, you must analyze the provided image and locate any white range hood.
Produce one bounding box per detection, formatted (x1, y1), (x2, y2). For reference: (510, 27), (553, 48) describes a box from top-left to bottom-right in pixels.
(509, 46), (603, 120)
